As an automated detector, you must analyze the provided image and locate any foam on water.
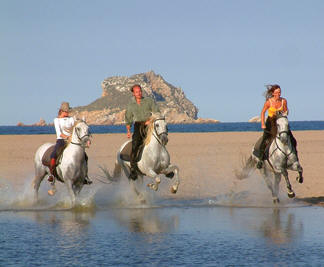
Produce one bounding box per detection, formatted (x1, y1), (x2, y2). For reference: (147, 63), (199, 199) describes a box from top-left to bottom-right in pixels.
(0, 163), (312, 212)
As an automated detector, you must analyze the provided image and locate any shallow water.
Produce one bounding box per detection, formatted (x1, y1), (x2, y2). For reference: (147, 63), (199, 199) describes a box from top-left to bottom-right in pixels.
(1, 197), (324, 267)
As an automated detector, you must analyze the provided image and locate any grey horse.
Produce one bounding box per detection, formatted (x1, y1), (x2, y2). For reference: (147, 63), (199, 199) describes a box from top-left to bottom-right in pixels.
(32, 120), (92, 206)
(240, 113), (303, 203)
(107, 113), (180, 201)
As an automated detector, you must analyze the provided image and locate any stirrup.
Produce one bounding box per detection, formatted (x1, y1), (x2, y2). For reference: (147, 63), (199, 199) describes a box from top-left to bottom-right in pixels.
(84, 176), (93, 185)
(48, 175), (54, 183)
(129, 168), (138, 181)
(256, 160), (263, 169)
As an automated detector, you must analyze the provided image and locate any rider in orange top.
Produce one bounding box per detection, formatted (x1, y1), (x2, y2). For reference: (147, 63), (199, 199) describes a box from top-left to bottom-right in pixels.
(256, 84), (297, 168)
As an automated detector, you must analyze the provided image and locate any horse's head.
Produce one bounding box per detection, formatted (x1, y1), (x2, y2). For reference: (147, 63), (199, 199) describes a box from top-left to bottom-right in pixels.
(276, 112), (289, 144)
(72, 120), (92, 148)
(145, 113), (168, 146)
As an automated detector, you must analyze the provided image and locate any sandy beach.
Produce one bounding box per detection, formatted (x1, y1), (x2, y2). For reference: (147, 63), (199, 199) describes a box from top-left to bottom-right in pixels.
(1, 131), (324, 205)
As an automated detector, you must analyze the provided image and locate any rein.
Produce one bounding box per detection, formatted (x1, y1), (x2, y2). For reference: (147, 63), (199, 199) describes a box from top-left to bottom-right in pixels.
(152, 118), (168, 146)
(267, 117), (294, 168)
(70, 122), (91, 147)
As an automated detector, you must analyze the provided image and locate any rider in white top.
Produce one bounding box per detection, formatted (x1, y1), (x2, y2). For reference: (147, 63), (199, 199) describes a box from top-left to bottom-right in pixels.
(54, 117), (75, 139)
(48, 102), (92, 188)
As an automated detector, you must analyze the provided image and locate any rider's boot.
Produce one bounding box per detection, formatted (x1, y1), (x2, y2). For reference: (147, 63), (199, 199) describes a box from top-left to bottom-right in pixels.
(256, 140), (266, 169)
(84, 175), (93, 185)
(83, 158), (93, 185)
(129, 151), (138, 181)
(48, 158), (56, 183)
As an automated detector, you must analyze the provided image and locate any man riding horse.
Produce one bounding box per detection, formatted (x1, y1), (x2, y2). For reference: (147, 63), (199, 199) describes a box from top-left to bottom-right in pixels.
(125, 84), (160, 180)
(255, 84), (298, 169)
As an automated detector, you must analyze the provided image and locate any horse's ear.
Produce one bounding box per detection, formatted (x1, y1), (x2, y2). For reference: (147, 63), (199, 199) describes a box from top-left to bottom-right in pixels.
(82, 116), (86, 122)
(162, 109), (167, 117)
(282, 111), (288, 116)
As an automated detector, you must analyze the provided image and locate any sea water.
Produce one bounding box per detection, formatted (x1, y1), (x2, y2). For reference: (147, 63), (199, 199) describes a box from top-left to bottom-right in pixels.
(1, 120), (324, 135)
(1, 203), (324, 266)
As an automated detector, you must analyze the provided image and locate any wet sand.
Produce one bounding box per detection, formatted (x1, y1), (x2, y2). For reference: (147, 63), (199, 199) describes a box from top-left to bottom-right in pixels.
(1, 131), (324, 204)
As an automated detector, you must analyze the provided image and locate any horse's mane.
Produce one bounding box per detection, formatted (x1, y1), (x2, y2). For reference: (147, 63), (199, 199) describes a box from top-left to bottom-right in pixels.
(144, 113), (162, 145)
(66, 119), (83, 145)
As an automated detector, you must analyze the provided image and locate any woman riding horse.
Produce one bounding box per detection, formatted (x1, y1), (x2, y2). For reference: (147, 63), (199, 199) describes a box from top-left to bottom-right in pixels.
(256, 85), (298, 169)
(49, 102), (92, 187)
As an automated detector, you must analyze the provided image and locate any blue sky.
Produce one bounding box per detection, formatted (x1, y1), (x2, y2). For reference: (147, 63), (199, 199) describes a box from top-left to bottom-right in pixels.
(1, 0), (323, 125)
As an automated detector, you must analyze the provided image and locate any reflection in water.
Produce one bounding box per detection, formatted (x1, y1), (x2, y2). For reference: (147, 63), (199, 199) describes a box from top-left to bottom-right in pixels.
(111, 208), (179, 234)
(23, 209), (95, 239)
(258, 208), (303, 245)
(228, 207), (304, 245)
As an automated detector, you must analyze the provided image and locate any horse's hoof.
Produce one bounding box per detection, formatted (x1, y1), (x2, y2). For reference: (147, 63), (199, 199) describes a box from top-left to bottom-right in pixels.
(48, 189), (56, 196)
(273, 198), (280, 204)
(166, 172), (174, 178)
(296, 176), (303, 184)
(288, 191), (295, 198)
(170, 185), (178, 194)
(147, 183), (158, 191)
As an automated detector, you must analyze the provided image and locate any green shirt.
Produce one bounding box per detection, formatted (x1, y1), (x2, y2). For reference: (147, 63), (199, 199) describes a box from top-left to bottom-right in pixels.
(125, 97), (160, 126)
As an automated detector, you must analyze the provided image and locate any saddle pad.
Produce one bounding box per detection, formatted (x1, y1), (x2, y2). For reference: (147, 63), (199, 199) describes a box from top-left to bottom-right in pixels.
(41, 144), (66, 167)
(253, 136), (272, 159)
(120, 141), (144, 162)
(120, 141), (132, 162)
(42, 145), (55, 167)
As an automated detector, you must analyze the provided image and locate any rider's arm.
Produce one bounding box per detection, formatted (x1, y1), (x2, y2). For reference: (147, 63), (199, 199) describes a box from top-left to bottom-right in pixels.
(283, 98), (289, 115)
(125, 104), (133, 138)
(54, 118), (62, 139)
(260, 100), (270, 129)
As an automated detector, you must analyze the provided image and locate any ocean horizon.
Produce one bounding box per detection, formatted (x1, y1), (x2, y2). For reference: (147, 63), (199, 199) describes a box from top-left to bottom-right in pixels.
(0, 120), (323, 135)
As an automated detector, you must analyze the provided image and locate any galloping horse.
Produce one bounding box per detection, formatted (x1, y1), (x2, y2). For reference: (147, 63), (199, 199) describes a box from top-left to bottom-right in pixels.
(110, 113), (180, 200)
(32, 120), (91, 206)
(240, 113), (303, 203)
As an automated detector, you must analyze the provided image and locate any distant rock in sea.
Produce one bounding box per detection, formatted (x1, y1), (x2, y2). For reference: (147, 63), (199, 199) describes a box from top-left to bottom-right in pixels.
(17, 118), (49, 127)
(248, 116), (261, 123)
(70, 70), (219, 125)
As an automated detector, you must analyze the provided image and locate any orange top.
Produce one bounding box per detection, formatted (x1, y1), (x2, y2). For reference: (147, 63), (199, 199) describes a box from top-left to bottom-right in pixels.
(268, 99), (284, 117)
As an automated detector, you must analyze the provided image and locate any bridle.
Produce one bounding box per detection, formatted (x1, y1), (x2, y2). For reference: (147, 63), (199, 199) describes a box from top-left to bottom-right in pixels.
(152, 117), (168, 146)
(269, 115), (293, 160)
(70, 122), (91, 147)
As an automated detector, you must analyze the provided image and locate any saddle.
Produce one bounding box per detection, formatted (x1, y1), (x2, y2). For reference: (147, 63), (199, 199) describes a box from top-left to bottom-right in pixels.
(120, 141), (144, 162)
(253, 136), (273, 160)
(41, 144), (67, 182)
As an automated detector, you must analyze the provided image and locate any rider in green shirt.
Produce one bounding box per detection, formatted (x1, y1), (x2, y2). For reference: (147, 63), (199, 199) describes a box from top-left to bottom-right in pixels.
(125, 84), (160, 180)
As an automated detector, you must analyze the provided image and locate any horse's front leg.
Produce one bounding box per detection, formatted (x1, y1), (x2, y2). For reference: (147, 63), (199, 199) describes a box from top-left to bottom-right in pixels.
(260, 167), (276, 201)
(273, 173), (281, 204)
(64, 178), (76, 207)
(146, 169), (161, 191)
(289, 161), (303, 184)
(161, 164), (180, 194)
(282, 169), (295, 198)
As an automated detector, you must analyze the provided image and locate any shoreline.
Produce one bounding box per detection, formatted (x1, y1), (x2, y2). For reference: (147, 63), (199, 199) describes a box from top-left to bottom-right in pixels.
(1, 131), (324, 206)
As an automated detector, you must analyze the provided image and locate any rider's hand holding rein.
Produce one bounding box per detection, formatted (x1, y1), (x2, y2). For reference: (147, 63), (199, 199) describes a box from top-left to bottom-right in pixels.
(126, 125), (131, 139)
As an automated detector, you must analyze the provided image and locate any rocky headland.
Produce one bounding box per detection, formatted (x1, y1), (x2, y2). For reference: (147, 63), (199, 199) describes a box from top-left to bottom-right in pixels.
(19, 71), (220, 126)
(70, 71), (219, 125)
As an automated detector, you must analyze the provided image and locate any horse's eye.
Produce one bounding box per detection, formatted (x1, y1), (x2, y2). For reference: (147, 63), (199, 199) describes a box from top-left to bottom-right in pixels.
(156, 124), (159, 128)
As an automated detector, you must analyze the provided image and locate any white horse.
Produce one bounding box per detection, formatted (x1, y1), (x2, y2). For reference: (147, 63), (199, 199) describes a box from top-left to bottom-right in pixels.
(32, 120), (92, 206)
(108, 114), (180, 199)
(240, 113), (303, 203)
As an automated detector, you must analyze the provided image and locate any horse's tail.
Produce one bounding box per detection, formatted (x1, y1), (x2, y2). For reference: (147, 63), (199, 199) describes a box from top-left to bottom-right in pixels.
(112, 160), (122, 179)
(99, 151), (124, 182)
(235, 155), (256, 180)
(99, 164), (120, 183)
